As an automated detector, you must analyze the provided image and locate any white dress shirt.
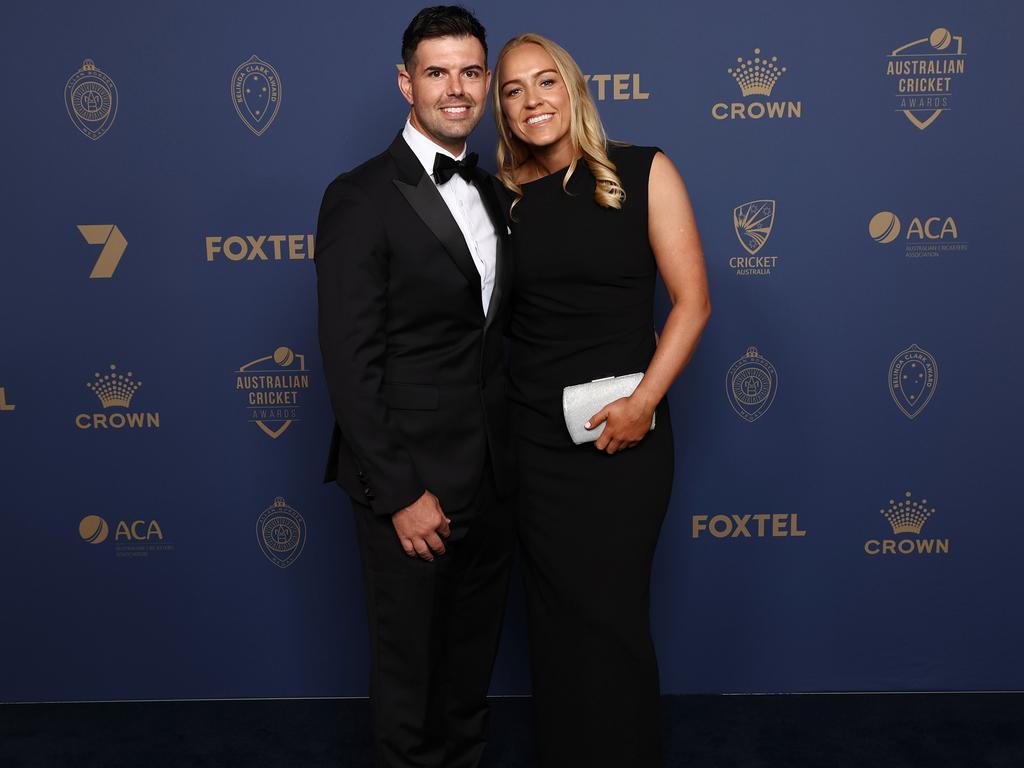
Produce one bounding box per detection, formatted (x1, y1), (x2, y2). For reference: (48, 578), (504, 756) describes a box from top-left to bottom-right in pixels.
(402, 119), (497, 315)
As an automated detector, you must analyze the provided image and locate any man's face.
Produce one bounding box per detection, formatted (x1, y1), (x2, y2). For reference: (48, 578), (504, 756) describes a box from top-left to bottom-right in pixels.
(399, 35), (490, 155)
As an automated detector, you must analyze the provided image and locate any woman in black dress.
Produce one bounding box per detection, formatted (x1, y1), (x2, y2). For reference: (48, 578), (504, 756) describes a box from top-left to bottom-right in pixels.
(493, 34), (711, 767)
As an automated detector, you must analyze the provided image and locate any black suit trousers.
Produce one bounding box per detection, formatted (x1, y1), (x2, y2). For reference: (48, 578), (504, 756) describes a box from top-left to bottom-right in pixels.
(351, 466), (513, 768)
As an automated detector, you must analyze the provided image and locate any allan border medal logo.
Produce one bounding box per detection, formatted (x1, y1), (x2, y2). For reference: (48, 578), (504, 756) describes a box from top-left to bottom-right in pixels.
(236, 346), (309, 439)
(886, 28), (965, 130)
(258, 497), (305, 568)
(65, 59), (118, 141)
(727, 347), (777, 422)
(232, 55), (281, 135)
(889, 344), (937, 419)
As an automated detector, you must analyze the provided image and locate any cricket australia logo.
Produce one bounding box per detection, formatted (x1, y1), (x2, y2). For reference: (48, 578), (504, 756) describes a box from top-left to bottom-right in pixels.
(734, 199), (775, 255)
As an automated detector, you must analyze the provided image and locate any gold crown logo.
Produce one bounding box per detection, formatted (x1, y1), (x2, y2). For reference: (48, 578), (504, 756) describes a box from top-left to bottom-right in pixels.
(728, 49), (786, 96)
(81, 58), (97, 71)
(880, 491), (935, 534)
(85, 364), (142, 408)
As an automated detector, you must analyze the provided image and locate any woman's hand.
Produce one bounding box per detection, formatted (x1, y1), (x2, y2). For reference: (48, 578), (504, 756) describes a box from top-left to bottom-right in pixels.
(586, 394), (656, 454)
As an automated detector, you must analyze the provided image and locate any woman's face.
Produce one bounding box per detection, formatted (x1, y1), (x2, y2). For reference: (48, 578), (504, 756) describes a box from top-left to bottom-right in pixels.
(498, 43), (572, 158)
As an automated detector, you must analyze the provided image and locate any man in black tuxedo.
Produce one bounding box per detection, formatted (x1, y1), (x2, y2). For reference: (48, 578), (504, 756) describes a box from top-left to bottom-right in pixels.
(314, 7), (513, 768)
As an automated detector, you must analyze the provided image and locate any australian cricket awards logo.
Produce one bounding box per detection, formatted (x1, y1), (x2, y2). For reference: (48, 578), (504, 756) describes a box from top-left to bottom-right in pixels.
(886, 28), (965, 130)
(712, 48), (801, 121)
(236, 346), (309, 439)
(731, 199), (778, 276)
(64, 59), (118, 140)
(231, 55), (281, 135)
(889, 344), (938, 419)
(258, 497), (305, 568)
(865, 491), (949, 555)
(726, 347), (777, 422)
(75, 363), (160, 430)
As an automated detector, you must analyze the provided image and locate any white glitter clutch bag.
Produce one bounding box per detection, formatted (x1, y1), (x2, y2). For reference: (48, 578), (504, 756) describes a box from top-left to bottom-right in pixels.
(562, 372), (655, 445)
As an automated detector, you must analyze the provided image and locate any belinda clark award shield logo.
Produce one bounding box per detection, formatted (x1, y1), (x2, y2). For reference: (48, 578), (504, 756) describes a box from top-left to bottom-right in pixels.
(64, 59), (118, 140)
(889, 344), (938, 419)
(231, 55), (281, 135)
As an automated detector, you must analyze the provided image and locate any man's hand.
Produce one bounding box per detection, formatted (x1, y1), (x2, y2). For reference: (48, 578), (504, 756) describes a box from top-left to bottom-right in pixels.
(392, 490), (451, 561)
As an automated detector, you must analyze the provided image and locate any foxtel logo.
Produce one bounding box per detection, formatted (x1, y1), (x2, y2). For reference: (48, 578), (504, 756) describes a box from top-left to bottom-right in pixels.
(692, 513), (806, 538)
(205, 234), (314, 261)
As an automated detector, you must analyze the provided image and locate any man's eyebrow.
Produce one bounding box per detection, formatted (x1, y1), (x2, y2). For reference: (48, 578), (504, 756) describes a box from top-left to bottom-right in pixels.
(422, 64), (485, 73)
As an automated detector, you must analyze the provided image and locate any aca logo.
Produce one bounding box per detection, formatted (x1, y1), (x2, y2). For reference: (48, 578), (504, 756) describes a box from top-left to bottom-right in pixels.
(236, 346), (310, 439)
(864, 491), (949, 556)
(886, 28), (965, 130)
(77, 225), (127, 278)
(583, 73), (650, 101)
(691, 513), (806, 539)
(75, 364), (160, 430)
(868, 210), (966, 258)
(726, 347), (777, 422)
(79, 515), (174, 558)
(205, 234), (314, 262)
(712, 48), (801, 121)
(0, 387), (15, 412)
(79, 515), (109, 544)
(889, 344), (938, 420)
(64, 59), (118, 141)
(257, 497), (306, 568)
(231, 55), (282, 135)
(730, 199), (778, 276)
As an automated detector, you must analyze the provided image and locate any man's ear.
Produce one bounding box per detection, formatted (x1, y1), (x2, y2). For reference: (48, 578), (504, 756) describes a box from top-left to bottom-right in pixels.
(398, 65), (414, 106)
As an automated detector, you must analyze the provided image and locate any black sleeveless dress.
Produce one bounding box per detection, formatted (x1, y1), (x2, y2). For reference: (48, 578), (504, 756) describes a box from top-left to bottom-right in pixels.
(508, 145), (673, 768)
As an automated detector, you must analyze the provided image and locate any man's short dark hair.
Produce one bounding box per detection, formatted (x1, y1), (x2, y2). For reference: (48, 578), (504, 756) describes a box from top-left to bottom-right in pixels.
(401, 6), (487, 70)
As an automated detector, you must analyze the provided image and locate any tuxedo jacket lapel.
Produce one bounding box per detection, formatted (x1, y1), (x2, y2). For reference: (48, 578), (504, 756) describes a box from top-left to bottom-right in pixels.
(389, 136), (482, 296)
(477, 177), (509, 332)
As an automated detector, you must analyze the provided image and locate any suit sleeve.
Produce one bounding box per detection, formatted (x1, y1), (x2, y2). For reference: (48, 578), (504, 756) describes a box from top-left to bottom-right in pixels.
(315, 178), (425, 516)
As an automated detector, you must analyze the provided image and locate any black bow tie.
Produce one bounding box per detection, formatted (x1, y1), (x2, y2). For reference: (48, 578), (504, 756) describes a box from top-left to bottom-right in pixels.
(433, 152), (480, 185)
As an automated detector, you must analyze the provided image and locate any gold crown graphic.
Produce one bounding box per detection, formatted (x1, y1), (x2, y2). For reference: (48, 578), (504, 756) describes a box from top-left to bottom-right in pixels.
(880, 491), (935, 534)
(82, 59), (97, 71)
(85, 364), (142, 408)
(728, 49), (786, 96)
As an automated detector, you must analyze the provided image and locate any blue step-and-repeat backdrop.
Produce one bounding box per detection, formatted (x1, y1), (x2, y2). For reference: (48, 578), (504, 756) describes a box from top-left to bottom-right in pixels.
(2, 0), (1021, 701)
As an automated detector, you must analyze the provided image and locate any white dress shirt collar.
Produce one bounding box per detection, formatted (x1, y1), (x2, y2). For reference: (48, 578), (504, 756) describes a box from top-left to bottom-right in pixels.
(402, 118), (466, 177)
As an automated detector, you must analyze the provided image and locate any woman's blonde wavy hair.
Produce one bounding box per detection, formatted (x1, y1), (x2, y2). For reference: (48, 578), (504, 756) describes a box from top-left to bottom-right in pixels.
(492, 33), (625, 211)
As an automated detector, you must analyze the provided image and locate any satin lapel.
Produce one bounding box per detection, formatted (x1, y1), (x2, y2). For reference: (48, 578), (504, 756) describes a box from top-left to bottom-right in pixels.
(477, 176), (510, 332)
(389, 137), (481, 294)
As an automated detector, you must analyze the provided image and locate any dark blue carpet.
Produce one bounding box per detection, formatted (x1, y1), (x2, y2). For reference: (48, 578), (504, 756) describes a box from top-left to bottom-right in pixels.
(1, 693), (1021, 767)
